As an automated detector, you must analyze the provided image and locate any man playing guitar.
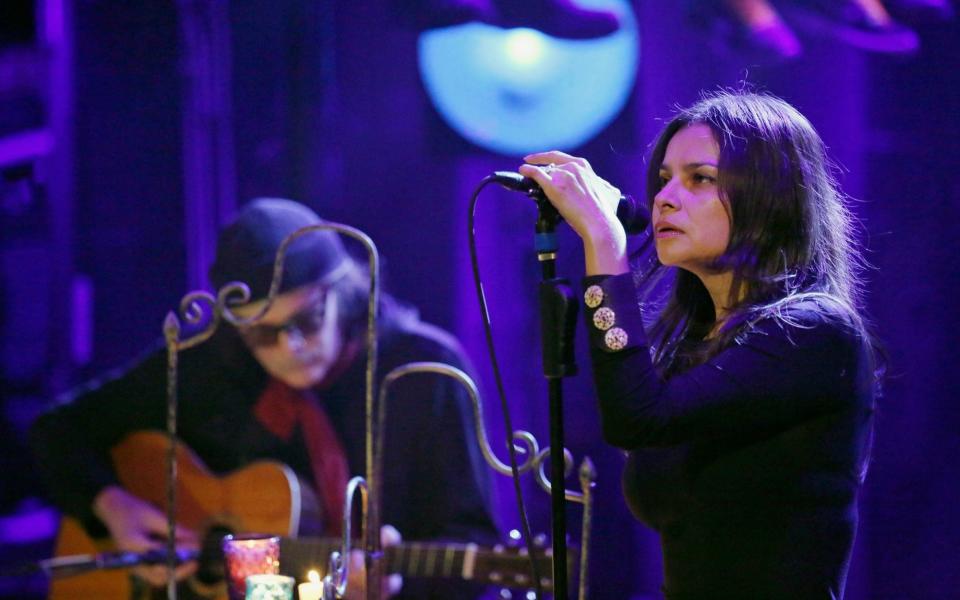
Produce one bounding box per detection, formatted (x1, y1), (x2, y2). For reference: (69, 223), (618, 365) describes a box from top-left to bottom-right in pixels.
(31, 198), (498, 599)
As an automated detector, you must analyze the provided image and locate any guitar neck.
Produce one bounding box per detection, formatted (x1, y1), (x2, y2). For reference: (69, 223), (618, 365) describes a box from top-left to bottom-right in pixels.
(280, 537), (551, 590)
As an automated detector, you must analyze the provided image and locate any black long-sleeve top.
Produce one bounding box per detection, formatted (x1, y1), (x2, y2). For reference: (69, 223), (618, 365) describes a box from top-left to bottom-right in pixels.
(582, 272), (874, 600)
(31, 315), (498, 599)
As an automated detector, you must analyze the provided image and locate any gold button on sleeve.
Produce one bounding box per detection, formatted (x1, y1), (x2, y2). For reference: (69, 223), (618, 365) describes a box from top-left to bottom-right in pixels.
(593, 307), (616, 331)
(604, 327), (628, 351)
(584, 285), (604, 308)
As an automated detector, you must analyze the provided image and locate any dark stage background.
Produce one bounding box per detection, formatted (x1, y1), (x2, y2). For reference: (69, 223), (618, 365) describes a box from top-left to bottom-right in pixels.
(1, 1), (958, 598)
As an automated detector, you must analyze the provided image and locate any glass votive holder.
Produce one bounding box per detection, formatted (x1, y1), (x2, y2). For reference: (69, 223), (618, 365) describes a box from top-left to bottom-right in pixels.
(221, 534), (281, 600)
(245, 574), (294, 600)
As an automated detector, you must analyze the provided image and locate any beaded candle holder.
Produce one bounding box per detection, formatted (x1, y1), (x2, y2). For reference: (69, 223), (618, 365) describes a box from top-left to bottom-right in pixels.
(221, 534), (281, 600)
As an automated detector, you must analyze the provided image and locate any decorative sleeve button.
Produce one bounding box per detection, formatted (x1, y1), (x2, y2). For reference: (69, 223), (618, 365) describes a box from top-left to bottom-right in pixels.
(592, 307), (615, 331)
(583, 273), (644, 353)
(584, 285), (604, 308)
(604, 327), (628, 351)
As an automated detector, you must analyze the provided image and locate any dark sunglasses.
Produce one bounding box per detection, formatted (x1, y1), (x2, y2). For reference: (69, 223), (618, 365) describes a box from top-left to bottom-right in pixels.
(237, 292), (328, 348)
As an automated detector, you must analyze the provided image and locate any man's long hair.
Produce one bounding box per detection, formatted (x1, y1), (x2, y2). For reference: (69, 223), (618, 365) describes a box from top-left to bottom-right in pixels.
(330, 258), (420, 343)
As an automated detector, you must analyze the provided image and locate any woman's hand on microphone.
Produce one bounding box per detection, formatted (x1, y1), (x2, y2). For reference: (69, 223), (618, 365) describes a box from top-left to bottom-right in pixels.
(520, 151), (629, 275)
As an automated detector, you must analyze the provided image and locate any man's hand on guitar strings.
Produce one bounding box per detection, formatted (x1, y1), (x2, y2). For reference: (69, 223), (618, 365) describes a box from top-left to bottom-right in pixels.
(93, 486), (200, 587)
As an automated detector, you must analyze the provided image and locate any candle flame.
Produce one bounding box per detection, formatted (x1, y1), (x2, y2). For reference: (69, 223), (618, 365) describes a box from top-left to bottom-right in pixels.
(308, 570), (320, 584)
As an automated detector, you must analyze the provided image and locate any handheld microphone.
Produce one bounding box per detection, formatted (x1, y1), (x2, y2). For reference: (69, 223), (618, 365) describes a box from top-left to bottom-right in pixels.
(490, 171), (650, 234)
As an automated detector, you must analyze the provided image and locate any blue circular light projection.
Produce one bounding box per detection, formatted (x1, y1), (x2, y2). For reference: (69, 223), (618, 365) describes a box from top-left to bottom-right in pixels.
(417, 0), (638, 156)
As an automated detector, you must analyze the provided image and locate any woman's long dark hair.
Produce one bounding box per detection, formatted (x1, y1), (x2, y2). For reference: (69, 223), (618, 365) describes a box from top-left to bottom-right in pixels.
(643, 91), (876, 376)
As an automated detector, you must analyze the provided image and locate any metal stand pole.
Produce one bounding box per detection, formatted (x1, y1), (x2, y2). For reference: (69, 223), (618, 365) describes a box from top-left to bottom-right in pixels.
(534, 196), (579, 599)
(547, 379), (567, 599)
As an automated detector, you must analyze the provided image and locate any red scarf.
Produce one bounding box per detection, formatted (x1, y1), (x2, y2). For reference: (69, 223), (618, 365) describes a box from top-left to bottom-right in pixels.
(253, 378), (348, 536)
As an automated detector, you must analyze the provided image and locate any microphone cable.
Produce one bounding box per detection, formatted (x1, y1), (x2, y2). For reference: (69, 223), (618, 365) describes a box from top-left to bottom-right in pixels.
(467, 174), (546, 599)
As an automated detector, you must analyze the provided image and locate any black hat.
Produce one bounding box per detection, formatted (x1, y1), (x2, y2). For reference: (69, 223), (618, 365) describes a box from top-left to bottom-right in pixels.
(209, 198), (348, 300)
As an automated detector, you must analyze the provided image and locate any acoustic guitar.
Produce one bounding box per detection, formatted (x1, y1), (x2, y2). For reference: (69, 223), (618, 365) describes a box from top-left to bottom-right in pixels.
(48, 431), (557, 599)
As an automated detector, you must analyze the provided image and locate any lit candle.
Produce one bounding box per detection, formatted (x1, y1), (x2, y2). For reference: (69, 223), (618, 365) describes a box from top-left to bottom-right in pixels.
(297, 570), (323, 600)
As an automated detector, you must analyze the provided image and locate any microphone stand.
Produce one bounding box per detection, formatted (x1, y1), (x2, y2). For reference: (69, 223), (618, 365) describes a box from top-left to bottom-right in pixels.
(532, 192), (578, 600)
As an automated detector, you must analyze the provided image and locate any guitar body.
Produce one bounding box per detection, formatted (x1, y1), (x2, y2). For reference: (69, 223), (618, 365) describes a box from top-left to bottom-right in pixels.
(49, 431), (310, 600)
